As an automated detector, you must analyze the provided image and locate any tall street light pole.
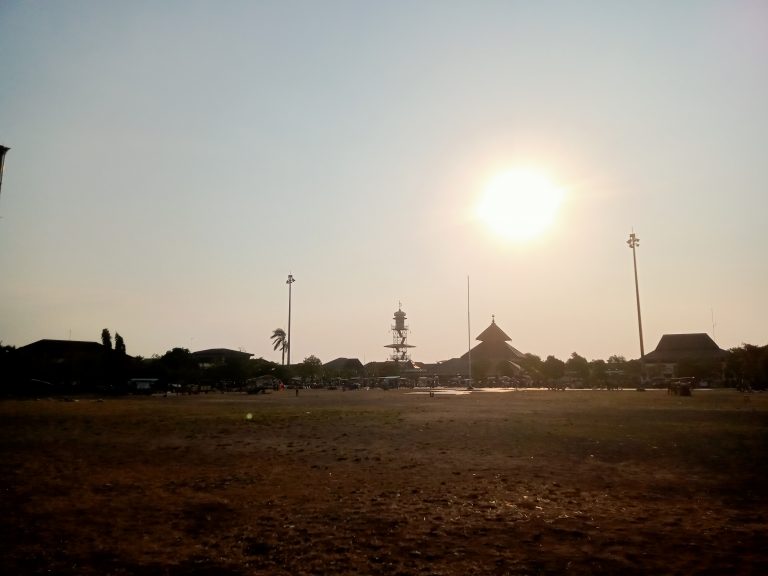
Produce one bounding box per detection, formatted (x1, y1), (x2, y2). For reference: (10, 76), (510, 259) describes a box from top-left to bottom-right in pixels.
(0, 145), (9, 208)
(627, 232), (645, 361)
(286, 274), (295, 367)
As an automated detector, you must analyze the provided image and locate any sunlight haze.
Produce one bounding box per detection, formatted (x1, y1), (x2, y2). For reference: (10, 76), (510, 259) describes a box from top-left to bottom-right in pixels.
(476, 168), (565, 242)
(1, 1), (766, 364)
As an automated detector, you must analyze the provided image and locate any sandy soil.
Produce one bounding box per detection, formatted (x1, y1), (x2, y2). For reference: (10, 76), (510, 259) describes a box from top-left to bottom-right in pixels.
(1, 389), (767, 575)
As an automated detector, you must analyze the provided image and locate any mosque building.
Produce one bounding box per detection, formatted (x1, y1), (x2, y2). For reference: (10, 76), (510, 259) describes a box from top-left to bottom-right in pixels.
(429, 316), (526, 377)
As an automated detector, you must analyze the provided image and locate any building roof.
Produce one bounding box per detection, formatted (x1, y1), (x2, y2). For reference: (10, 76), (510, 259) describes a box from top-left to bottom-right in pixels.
(427, 357), (466, 375)
(16, 339), (105, 356)
(475, 318), (511, 342)
(460, 339), (526, 362)
(191, 348), (253, 360)
(462, 318), (524, 363)
(643, 333), (728, 363)
(364, 359), (421, 372)
(323, 357), (364, 371)
(426, 318), (525, 375)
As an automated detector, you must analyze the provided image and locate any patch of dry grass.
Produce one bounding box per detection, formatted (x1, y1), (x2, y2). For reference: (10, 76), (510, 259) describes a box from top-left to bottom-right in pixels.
(2, 389), (767, 575)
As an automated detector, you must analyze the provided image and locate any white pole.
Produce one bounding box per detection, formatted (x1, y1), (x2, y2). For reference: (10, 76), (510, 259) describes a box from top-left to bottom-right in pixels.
(467, 275), (472, 387)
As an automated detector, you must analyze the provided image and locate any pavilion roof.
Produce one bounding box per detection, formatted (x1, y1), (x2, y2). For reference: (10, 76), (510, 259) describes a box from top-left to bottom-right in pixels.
(643, 333), (727, 363)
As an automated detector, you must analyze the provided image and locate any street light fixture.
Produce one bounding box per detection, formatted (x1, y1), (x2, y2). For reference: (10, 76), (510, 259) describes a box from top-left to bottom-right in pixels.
(627, 232), (645, 361)
(0, 145), (9, 207)
(286, 274), (295, 366)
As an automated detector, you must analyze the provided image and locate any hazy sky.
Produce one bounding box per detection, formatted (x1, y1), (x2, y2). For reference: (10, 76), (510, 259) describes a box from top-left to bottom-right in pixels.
(1, 1), (766, 364)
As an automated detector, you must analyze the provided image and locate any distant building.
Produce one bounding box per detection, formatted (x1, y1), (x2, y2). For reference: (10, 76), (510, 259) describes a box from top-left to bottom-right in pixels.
(429, 317), (526, 377)
(365, 359), (421, 378)
(191, 348), (253, 367)
(643, 333), (728, 379)
(16, 338), (105, 359)
(323, 357), (364, 377)
(12, 339), (109, 390)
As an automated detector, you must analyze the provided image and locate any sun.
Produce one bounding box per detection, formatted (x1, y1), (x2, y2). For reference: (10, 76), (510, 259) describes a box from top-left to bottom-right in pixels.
(476, 168), (565, 242)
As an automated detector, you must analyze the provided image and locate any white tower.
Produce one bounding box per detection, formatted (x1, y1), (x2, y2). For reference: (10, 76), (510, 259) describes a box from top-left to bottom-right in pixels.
(384, 303), (415, 362)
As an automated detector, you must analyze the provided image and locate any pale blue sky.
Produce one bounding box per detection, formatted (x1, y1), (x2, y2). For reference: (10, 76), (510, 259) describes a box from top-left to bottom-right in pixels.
(1, 1), (766, 363)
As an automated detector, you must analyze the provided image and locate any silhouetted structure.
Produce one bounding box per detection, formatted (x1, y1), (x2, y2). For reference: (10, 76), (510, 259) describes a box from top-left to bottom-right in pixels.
(323, 357), (364, 378)
(191, 348), (253, 366)
(627, 231), (645, 358)
(643, 333), (727, 380)
(10, 339), (108, 393)
(286, 274), (295, 366)
(430, 317), (525, 377)
(0, 145), (9, 205)
(385, 304), (415, 363)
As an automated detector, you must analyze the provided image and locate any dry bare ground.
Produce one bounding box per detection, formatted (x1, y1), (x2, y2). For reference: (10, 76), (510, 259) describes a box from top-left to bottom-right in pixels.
(1, 389), (767, 575)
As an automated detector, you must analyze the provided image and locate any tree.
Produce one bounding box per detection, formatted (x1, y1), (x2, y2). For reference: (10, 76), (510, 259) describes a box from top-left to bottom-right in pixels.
(542, 355), (565, 380)
(101, 328), (112, 350)
(270, 328), (288, 365)
(114, 333), (126, 356)
(726, 344), (768, 390)
(157, 348), (198, 383)
(296, 355), (322, 381)
(566, 352), (590, 381)
(589, 359), (608, 387)
(607, 355), (627, 364)
(519, 353), (544, 385)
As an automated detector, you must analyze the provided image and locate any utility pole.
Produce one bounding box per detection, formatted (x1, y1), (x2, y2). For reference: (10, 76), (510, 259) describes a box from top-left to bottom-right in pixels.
(627, 231), (645, 360)
(286, 274), (295, 367)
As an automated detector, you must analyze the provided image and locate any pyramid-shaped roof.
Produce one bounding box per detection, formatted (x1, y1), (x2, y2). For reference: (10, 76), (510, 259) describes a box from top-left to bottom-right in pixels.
(643, 333), (727, 363)
(475, 317), (511, 342)
(457, 318), (525, 364)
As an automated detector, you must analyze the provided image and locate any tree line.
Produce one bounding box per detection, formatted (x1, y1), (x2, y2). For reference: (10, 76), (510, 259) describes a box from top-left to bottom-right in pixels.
(1, 329), (767, 394)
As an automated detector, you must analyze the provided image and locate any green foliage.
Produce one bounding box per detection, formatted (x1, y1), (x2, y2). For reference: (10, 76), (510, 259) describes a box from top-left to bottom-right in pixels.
(589, 359), (607, 386)
(155, 347), (198, 383)
(565, 352), (589, 380)
(542, 355), (565, 380)
(726, 344), (768, 389)
(519, 353), (544, 383)
(114, 333), (126, 356)
(270, 328), (287, 365)
(296, 355), (322, 381)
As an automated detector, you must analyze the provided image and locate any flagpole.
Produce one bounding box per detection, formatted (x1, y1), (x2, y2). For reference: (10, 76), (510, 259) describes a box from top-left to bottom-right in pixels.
(467, 275), (472, 388)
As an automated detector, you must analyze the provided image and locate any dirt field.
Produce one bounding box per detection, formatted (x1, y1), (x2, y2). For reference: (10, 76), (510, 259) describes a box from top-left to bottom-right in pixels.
(1, 389), (767, 575)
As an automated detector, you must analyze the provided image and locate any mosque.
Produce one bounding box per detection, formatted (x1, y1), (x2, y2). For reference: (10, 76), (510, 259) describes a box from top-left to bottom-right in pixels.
(428, 315), (527, 377)
(373, 303), (526, 379)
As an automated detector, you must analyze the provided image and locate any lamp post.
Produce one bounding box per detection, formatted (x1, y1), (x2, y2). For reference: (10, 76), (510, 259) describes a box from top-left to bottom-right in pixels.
(627, 232), (645, 361)
(0, 145), (9, 207)
(286, 274), (295, 366)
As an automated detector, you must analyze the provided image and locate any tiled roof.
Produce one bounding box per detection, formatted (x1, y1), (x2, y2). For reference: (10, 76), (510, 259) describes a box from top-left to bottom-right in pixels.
(475, 319), (511, 342)
(643, 333), (728, 363)
(323, 357), (363, 371)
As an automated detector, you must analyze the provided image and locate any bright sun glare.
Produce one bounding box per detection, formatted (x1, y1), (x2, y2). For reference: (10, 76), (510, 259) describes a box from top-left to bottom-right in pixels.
(477, 168), (565, 242)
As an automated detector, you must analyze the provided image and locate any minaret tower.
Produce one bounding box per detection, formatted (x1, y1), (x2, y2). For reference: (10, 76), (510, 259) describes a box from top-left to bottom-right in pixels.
(385, 303), (415, 362)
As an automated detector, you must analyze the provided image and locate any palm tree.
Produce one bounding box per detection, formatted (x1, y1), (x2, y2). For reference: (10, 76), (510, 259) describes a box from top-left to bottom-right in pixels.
(271, 328), (288, 365)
